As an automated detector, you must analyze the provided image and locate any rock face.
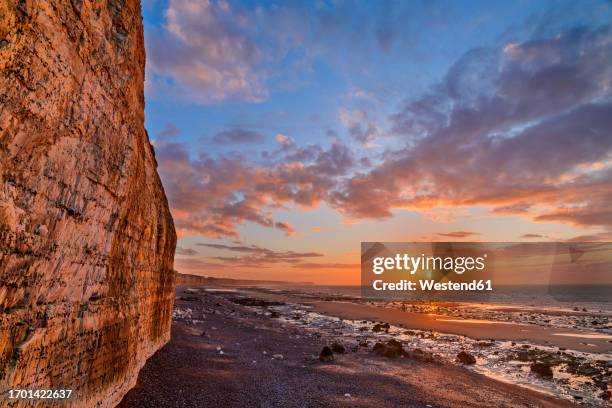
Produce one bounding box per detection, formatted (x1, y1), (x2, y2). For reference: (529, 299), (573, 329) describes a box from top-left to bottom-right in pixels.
(175, 271), (212, 286)
(0, 1), (176, 407)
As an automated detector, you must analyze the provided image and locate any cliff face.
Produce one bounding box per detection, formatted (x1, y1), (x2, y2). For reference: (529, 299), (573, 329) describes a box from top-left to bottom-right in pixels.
(0, 1), (176, 406)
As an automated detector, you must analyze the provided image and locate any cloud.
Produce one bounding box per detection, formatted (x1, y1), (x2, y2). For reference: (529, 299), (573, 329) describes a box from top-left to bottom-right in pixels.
(157, 122), (181, 141)
(174, 257), (227, 271)
(521, 234), (544, 239)
(329, 25), (612, 230)
(175, 246), (198, 256)
(152, 22), (612, 239)
(156, 140), (355, 237)
(197, 243), (265, 252)
(339, 108), (380, 145)
(521, 234), (546, 239)
(491, 203), (532, 215)
(146, 0), (266, 103)
(291, 262), (359, 269)
(276, 133), (295, 149)
(274, 221), (295, 235)
(436, 231), (480, 238)
(197, 242), (323, 267)
(566, 232), (612, 242)
(213, 129), (265, 145)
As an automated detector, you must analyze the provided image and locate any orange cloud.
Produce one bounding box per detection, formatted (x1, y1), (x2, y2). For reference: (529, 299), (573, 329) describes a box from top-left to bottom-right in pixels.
(436, 231), (480, 238)
(159, 25), (612, 241)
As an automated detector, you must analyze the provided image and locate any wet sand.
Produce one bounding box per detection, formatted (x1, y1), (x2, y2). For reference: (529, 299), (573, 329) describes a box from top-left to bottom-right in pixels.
(311, 301), (612, 353)
(118, 288), (578, 408)
(239, 288), (612, 353)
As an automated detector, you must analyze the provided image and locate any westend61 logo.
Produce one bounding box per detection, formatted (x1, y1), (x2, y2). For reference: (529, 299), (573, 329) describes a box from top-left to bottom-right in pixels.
(361, 242), (612, 302)
(361, 242), (495, 297)
(370, 252), (492, 292)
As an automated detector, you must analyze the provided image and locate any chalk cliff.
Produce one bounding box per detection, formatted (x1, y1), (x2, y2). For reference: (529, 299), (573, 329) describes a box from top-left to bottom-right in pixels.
(0, 0), (176, 406)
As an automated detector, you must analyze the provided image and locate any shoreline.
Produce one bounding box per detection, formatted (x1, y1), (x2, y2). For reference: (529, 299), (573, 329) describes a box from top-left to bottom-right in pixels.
(210, 284), (612, 405)
(311, 300), (612, 353)
(237, 286), (612, 354)
(118, 286), (590, 407)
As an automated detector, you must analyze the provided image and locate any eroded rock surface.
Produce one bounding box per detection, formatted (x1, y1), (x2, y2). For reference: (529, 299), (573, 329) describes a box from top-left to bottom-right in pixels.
(0, 0), (176, 406)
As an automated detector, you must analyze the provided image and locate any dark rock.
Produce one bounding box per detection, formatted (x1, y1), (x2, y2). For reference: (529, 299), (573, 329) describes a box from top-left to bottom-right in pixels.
(593, 377), (608, 390)
(383, 348), (401, 358)
(330, 342), (346, 354)
(372, 323), (390, 333)
(574, 363), (599, 377)
(371, 339), (406, 358)
(407, 348), (435, 363)
(230, 297), (285, 307)
(457, 351), (476, 365)
(372, 342), (386, 353)
(530, 362), (553, 379)
(600, 390), (611, 401)
(319, 346), (334, 362)
(512, 349), (543, 362)
(387, 339), (402, 347)
(383, 340), (404, 358)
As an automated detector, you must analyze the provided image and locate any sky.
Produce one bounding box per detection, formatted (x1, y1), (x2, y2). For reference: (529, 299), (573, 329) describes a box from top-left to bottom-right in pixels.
(141, 0), (612, 284)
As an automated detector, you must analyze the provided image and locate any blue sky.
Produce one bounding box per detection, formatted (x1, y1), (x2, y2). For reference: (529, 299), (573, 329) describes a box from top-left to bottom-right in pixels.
(140, 0), (612, 283)
(142, 0), (607, 150)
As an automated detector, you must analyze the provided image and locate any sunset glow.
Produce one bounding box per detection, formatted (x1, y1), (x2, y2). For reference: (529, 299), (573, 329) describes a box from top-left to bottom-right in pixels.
(142, 0), (612, 283)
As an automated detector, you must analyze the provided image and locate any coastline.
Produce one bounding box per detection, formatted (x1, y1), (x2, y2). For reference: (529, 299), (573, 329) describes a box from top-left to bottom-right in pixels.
(310, 301), (612, 353)
(118, 285), (594, 407)
(237, 286), (612, 353)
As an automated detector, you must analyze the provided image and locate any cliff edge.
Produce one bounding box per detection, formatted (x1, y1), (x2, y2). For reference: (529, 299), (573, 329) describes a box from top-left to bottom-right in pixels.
(0, 0), (176, 406)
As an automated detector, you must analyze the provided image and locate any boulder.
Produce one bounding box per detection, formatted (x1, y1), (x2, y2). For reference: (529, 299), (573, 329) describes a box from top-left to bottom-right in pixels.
(574, 363), (600, 377)
(372, 342), (386, 353)
(457, 351), (476, 365)
(530, 362), (554, 379)
(372, 323), (390, 332)
(331, 342), (346, 354)
(383, 340), (404, 358)
(319, 346), (334, 362)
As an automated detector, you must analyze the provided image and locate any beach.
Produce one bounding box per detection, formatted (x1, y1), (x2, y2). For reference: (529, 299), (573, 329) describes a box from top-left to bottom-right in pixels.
(117, 284), (611, 407)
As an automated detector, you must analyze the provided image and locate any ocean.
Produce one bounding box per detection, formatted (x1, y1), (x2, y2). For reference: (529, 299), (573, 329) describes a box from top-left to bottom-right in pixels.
(270, 283), (612, 312)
